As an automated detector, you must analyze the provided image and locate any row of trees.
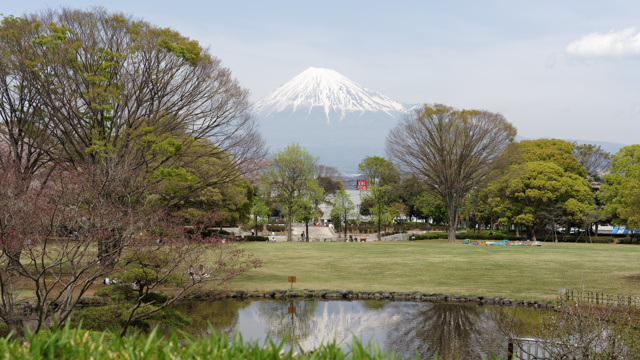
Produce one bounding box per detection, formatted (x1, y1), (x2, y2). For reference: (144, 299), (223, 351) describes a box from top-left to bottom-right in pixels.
(0, 8), (264, 335)
(289, 104), (619, 244)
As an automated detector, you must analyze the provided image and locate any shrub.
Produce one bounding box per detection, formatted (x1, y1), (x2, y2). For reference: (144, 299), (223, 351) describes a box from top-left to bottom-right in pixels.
(617, 237), (639, 244)
(244, 235), (269, 242)
(95, 284), (137, 303)
(416, 233), (446, 240)
(72, 284), (189, 333)
(266, 224), (285, 232)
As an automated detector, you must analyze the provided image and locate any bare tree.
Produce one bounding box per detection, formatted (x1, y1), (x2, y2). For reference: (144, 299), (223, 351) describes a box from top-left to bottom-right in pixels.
(114, 212), (261, 336)
(0, 15), (56, 176)
(387, 104), (516, 241)
(0, 163), (145, 335)
(571, 142), (611, 180)
(494, 295), (636, 359)
(0, 162), (261, 336)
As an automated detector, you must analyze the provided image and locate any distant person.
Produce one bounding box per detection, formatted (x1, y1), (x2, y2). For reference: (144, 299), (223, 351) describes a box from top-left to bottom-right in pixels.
(301, 231), (305, 242)
(349, 235), (353, 242)
(411, 233), (416, 242)
(271, 231), (276, 242)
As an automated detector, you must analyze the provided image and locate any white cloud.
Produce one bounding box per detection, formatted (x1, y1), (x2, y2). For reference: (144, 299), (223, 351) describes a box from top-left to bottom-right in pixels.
(566, 27), (640, 59)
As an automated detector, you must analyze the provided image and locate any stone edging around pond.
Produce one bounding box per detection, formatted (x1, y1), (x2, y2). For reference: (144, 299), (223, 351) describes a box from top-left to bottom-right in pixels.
(183, 289), (556, 309)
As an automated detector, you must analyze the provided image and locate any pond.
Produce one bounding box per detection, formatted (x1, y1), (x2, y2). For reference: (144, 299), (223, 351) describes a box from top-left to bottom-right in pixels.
(171, 299), (524, 359)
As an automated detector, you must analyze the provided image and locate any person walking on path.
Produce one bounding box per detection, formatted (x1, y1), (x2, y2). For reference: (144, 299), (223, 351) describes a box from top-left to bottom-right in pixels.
(301, 231), (305, 242)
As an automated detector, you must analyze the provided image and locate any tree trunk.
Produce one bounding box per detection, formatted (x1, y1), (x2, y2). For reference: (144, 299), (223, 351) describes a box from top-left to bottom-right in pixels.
(446, 202), (459, 242)
(305, 221), (309, 242)
(343, 210), (348, 239)
(287, 209), (293, 242)
(254, 213), (259, 236)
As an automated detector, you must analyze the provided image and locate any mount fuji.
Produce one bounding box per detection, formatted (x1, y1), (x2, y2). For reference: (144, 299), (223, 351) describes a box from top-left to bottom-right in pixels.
(254, 67), (414, 171)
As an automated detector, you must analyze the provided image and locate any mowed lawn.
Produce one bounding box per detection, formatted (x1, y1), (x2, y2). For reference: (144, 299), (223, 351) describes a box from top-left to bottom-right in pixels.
(224, 240), (640, 300)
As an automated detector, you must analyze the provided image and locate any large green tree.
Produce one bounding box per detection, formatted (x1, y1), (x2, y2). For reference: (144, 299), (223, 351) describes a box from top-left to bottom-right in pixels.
(600, 145), (640, 228)
(262, 143), (320, 242)
(479, 161), (593, 240)
(386, 104), (516, 241)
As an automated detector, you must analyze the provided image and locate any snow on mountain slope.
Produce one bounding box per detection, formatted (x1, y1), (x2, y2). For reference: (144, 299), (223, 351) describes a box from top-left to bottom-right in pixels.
(254, 67), (407, 123)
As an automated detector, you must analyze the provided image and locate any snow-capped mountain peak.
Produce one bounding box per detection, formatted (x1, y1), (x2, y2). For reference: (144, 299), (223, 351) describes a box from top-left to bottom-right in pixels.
(254, 67), (406, 123)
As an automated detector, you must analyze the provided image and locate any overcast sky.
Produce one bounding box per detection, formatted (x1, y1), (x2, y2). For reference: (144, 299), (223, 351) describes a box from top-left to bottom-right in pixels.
(5, 1), (640, 145)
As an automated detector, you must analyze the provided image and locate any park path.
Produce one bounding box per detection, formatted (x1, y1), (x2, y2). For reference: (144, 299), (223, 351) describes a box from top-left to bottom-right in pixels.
(290, 224), (334, 241)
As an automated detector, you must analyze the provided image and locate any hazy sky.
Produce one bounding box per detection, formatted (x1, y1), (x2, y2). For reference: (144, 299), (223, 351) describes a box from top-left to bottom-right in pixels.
(5, 1), (640, 145)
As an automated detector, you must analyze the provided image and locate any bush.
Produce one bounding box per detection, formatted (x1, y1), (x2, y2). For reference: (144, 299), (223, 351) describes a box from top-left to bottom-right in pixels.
(72, 284), (190, 333)
(416, 233), (446, 240)
(244, 235), (269, 242)
(95, 284), (137, 303)
(616, 237), (639, 244)
(266, 224), (285, 232)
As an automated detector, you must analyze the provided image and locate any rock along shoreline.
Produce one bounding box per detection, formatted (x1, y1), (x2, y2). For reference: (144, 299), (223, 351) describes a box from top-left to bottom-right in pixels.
(181, 289), (555, 309)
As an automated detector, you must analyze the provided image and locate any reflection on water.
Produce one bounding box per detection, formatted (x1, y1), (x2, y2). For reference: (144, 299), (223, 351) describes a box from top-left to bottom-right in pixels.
(172, 300), (513, 359)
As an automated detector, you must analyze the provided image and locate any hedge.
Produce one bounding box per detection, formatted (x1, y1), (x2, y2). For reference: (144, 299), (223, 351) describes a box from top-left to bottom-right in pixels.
(244, 235), (269, 242)
(266, 224), (286, 232)
(616, 237), (640, 244)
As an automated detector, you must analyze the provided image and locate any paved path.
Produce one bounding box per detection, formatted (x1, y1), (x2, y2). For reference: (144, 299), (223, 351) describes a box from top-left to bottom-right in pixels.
(291, 224), (334, 241)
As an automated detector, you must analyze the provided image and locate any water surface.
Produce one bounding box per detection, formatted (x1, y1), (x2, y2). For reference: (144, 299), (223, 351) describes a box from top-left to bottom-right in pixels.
(172, 299), (516, 359)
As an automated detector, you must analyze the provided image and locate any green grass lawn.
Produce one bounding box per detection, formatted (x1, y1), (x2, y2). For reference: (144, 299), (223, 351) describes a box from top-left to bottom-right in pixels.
(222, 240), (640, 300)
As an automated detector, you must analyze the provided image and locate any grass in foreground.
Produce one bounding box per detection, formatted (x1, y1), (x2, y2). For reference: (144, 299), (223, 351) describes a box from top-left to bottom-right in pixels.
(1, 324), (504, 360)
(222, 240), (640, 300)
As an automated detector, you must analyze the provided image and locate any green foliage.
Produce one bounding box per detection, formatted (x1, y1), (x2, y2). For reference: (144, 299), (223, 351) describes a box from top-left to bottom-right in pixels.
(0, 325), (414, 360)
(517, 139), (587, 177)
(154, 28), (203, 66)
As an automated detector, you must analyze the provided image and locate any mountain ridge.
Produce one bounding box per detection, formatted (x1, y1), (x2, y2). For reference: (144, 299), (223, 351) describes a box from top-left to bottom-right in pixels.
(254, 68), (629, 172)
(254, 67), (408, 123)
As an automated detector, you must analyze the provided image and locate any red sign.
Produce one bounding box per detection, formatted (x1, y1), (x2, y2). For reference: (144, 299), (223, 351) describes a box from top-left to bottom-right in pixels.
(357, 179), (367, 190)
